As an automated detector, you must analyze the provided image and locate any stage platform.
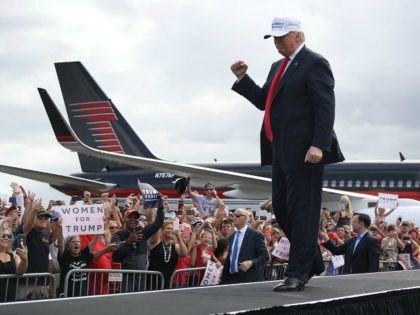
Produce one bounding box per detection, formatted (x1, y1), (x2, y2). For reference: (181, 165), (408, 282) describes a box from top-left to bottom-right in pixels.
(1, 270), (420, 315)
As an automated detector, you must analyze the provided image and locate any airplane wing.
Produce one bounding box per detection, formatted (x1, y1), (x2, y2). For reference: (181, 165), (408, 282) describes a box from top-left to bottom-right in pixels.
(38, 87), (379, 203)
(0, 164), (116, 191)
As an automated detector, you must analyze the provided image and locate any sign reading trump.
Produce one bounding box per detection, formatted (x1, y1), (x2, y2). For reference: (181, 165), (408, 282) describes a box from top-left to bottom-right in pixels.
(54, 204), (105, 236)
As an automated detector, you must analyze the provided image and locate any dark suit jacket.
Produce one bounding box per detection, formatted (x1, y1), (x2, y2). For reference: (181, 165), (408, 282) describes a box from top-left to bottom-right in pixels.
(232, 45), (344, 169)
(323, 232), (380, 274)
(221, 227), (269, 283)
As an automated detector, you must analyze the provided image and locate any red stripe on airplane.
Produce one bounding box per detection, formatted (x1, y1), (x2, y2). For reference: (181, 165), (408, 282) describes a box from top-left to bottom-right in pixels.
(94, 134), (118, 140)
(56, 135), (75, 142)
(86, 122), (112, 128)
(70, 101), (112, 110)
(97, 145), (124, 152)
(91, 127), (114, 134)
(73, 107), (115, 115)
(78, 113), (117, 121)
(94, 139), (120, 146)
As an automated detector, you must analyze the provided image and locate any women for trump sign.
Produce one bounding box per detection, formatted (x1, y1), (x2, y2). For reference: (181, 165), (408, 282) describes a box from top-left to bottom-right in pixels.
(54, 204), (105, 236)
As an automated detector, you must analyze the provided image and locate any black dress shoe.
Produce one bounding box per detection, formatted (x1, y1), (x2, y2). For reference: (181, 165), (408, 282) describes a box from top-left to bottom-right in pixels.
(273, 277), (306, 292)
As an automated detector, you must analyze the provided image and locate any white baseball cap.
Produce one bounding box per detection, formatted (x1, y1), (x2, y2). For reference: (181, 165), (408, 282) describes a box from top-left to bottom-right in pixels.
(264, 17), (302, 39)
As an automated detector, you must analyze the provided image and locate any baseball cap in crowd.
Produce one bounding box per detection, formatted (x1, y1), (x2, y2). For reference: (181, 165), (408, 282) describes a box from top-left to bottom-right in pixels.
(328, 231), (339, 240)
(50, 211), (61, 222)
(124, 209), (140, 219)
(4, 205), (17, 216)
(264, 17), (302, 39)
(204, 183), (215, 189)
(343, 225), (351, 233)
(36, 208), (51, 218)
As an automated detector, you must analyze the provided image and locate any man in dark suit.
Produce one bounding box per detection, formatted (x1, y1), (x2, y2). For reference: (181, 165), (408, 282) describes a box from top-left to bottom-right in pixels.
(221, 208), (269, 284)
(321, 213), (380, 273)
(231, 17), (344, 291)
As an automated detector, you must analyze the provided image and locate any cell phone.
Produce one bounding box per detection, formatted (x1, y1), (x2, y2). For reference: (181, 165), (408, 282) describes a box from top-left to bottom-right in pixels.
(18, 234), (26, 247)
(52, 200), (63, 206)
(186, 209), (195, 216)
(9, 197), (17, 204)
(259, 216), (268, 221)
(229, 209), (235, 213)
(71, 196), (83, 202)
(252, 211), (257, 217)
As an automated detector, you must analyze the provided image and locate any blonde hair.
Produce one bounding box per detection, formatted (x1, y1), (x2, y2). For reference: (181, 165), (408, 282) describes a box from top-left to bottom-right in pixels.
(161, 220), (174, 230)
(341, 195), (353, 216)
(0, 227), (14, 253)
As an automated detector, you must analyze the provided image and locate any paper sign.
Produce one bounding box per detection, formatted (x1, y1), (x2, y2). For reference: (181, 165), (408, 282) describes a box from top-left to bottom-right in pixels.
(200, 261), (223, 286)
(378, 193), (398, 209)
(109, 262), (122, 282)
(54, 204), (105, 236)
(272, 237), (290, 260)
(138, 180), (160, 208)
(398, 253), (412, 270)
(330, 255), (345, 269)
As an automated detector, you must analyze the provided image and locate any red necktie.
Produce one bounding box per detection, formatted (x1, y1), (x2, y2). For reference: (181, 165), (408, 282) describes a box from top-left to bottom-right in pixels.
(264, 57), (290, 142)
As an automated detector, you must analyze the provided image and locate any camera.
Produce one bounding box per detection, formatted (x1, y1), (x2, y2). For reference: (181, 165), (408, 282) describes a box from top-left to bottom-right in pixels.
(52, 200), (63, 206)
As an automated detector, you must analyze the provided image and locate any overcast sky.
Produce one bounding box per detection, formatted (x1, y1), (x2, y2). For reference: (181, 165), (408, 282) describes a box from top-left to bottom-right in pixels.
(1, 0), (419, 202)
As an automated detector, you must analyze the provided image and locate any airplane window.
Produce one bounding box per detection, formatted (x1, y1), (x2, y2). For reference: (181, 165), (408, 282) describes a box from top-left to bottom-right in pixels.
(331, 180), (337, 187)
(389, 180), (394, 188)
(339, 180), (344, 187)
(372, 180), (377, 188)
(347, 180), (353, 187)
(323, 180), (328, 187)
(380, 180), (386, 188)
(398, 180), (403, 188)
(415, 180), (420, 188)
(355, 180), (361, 187)
(364, 180), (369, 187)
(407, 180), (412, 188)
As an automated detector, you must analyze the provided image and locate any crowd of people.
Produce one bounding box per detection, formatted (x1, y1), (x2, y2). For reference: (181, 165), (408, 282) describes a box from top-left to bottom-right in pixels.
(0, 181), (419, 302)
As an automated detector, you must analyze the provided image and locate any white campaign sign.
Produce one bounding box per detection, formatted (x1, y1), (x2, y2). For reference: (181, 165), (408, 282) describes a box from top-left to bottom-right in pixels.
(200, 261), (223, 286)
(272, 237), (290, 260)
(54, 204), (105, 236)
(330, 255), (345, 269)
(378, 193), (398, 209)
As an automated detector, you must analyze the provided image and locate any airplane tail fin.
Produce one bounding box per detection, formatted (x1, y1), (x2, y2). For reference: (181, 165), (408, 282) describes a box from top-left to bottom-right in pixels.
(53, 61), (157, 172)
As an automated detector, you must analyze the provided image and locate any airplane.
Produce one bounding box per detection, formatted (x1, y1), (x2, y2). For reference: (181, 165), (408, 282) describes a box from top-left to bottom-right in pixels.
(0, 62), (420, 212)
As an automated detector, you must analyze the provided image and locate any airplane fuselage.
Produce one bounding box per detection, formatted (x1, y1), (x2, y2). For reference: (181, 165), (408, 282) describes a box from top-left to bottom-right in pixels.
(56, 160), (420, 200)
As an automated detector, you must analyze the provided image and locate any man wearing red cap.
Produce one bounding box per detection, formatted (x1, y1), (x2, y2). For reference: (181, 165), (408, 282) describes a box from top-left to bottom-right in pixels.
(231, 17), (344, 291)
(111, 199), (165, 292)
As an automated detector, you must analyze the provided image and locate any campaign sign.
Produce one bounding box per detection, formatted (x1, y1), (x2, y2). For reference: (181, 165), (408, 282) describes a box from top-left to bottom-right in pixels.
(54, 204), (105, 236)
(331, 255), (345, 269)
(138, 180), (160, 208)
(378, 193), (399, 209)
(200, 261), (223, 286)
(272, 237), (290, 260)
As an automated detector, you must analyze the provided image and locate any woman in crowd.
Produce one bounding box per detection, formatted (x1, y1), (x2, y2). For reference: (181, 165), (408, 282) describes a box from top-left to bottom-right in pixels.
(333, 195), (353, 228)
(148, 220), (188, 289)
(0, 226), (28, 302)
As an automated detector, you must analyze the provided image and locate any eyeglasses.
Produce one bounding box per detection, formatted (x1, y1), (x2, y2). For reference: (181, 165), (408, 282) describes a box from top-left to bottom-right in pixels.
(233, 214), (245, 218)
(37, 215), (50, 220)
(205, 188), (214, 191)
(1, 234), (13, 239)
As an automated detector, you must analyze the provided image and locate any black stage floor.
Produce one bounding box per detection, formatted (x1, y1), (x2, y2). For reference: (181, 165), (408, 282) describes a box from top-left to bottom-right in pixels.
(1, 270), (420, 315)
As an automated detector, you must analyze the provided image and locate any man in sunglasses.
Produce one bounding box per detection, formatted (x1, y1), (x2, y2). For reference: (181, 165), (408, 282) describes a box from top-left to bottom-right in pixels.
(18, 197), (56, 299)
(221, 208), (269, 284)
(187, 182), (224, 216)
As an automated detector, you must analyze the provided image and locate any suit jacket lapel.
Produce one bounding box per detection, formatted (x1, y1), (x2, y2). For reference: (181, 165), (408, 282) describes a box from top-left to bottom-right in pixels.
(353, 233), (368, 257)
(238, 228), (251, 258)
(273, 45), (307, 99)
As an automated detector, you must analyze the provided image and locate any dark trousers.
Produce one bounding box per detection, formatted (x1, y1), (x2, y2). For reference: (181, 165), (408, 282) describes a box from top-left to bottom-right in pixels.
(272, 163), (325, 283)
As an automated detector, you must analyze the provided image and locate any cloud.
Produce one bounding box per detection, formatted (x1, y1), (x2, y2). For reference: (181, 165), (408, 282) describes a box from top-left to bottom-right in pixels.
(0, 0), (419, 202)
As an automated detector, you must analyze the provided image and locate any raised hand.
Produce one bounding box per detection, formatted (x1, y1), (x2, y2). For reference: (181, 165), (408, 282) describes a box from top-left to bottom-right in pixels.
(231, 60), (248, 79)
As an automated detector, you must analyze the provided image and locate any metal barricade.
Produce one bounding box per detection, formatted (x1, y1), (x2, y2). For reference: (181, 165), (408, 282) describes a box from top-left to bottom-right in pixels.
(62, 269), (164, 297)
(0, 273), (56, 302)
(169, 267), (207, 289)
(379, 260), (400, 272)
(263, 263), (288, 280)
